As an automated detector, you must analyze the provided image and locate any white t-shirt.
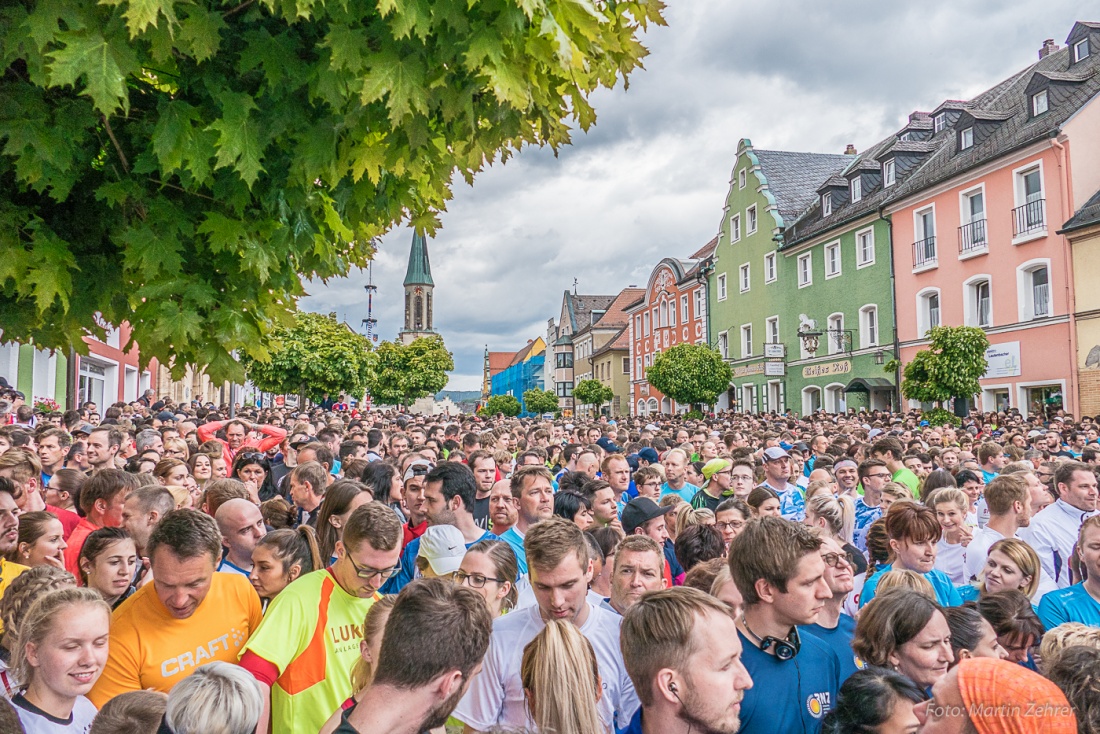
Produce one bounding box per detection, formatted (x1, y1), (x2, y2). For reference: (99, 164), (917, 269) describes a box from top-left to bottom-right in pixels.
(453, 602), (638, 732)
(965, 526), (1006, 583)
(935, 538), (968, 585)
(12, 693), (96, 734)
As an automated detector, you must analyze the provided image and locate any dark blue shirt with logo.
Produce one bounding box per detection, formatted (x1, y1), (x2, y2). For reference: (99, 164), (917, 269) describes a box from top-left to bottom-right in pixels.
(736, 629), (840, 734)
(802, 614), (863, 684)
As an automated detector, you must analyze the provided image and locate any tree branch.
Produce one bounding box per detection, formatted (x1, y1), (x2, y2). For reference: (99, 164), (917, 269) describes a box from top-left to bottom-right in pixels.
(223, 0), (254, 18)
(102, 116), (130, 173)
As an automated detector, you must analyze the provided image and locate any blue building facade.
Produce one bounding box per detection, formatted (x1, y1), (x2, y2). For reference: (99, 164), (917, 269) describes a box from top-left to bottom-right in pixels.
(491, 354), (546, 416)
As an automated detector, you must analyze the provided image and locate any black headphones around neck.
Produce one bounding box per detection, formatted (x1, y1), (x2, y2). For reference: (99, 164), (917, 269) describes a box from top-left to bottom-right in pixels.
(742, 615), (802, 661)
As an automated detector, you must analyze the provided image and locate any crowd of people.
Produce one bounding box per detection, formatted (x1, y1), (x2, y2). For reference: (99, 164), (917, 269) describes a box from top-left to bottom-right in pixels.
(0, 382), (1097, 734)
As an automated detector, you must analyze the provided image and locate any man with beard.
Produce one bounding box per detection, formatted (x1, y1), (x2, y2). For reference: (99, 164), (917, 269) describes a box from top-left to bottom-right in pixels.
(606, 535), (667, 615)
(454, 518), (639, 732)
(619, 586), (753, 734)
(729, 517), (839, 734)
(334, 578), (493, 734)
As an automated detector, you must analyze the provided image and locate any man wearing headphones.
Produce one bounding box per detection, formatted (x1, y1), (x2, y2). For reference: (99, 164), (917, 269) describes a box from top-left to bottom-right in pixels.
(728, 517), (840, 734)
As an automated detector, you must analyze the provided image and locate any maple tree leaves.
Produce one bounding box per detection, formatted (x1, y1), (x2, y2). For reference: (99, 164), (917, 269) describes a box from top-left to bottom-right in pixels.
(0, 0), (666, 380)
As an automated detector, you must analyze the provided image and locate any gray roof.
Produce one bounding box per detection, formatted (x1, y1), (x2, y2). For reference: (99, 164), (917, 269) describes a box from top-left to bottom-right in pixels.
(1061, 187), (1100, 233)
(754, 149), (855, 224)
(565, 293), (615, 332)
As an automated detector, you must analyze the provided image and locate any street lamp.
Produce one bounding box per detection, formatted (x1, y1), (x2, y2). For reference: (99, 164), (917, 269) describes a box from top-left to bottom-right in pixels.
(874, 350), (886, 366)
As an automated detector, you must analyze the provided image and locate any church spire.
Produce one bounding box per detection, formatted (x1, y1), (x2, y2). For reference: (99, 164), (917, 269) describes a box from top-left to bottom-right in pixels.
(403, 231), (434, 287)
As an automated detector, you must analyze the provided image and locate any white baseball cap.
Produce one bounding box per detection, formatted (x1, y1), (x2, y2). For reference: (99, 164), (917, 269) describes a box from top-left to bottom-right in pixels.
(417, 525), (466, 576)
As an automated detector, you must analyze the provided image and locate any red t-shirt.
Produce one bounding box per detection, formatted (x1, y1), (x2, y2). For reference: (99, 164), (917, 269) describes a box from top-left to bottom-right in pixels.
(46, 504), (81, 540)
(63, 517), (102, 580)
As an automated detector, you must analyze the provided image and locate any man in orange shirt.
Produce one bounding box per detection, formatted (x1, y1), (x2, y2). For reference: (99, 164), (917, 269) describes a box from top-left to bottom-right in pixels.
(63, 469), (140, 578)
(89, 509), (263, 705)
(197, 418), (287, 469)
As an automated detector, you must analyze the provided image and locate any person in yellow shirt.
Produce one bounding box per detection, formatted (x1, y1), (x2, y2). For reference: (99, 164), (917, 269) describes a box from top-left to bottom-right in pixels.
(0, 478), (29, 634)
(89, 509), (262, 707)
(240, 502), (403, 734)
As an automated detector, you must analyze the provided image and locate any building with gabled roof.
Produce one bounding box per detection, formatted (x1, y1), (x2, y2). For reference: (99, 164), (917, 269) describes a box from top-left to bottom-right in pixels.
(545, 291), (617, 413)
(572, 287), (644, 416)
(398, 231), (436, 345)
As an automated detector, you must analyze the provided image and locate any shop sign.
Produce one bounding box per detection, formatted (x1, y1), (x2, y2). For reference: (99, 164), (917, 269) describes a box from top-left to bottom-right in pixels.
(764, 361), (786, 376)
(763, 343), (786, 358)
(983, 342), (1021, 379)
(801, 360), (852, 378)
(732, 363), (765, 378)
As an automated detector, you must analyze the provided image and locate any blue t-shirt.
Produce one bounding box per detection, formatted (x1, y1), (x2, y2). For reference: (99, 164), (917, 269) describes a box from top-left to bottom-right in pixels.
(737, 629), (840, 734)
(660, 482), (698, 504)
(802, 615), (864, 684)
(499, 526), (528, 576)
(859, 564), (963, 608)
(381, 529), (497, 593)
(852, 498), (883, 551)
(617, 706), (644, 734)
(1037, 583), (1100, 630)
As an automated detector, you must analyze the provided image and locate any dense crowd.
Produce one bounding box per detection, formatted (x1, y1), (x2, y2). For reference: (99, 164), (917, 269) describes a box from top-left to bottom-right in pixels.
(0, 379), (1097, 734)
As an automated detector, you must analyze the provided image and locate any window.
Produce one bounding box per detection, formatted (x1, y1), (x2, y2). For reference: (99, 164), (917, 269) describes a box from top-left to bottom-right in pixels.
(822, 194), (832, 217)
(960, 127), (974, 150)
(1074, 38), (1090, 62)
(914, 206), (937, 268)
(741, 324), (753, 358)
(643, 311), (650, 336)
(718, 332), (728, 359)
(766, 316), (779, 345)
(850, 177), (862, 203)
(827, 313), (844, 355)
(652, 307), (659, 330)
(764, 251), (777, 282)
(747, 205), (758, 234)
(825, 241), (841, 278)
(882, 159), (896, 187)
(965, 278), (992, 328)
(622, 357), (630, 374)
(694, 289), (704, 319)
(680, 295), (689, 322)
(738, 168), (747, 189)
(555, 381), (573, 398)
(634, 314), (641, 336)
(717, 274), (728, 301)
(1014, 165), (1045, 236)
(856, 228), (875, 267)
(918, 289), (941, 335)
(934, 113), (946, 133)
(900, 131), (915, 143)
(555, 352), (574, 369)
(668, 298), (677, 327)
(1031, 267), (1050, 318)
(860, 305), (878, 348)
(1032, 89), (1049, 116)
(739, 263), (750, 293)
(798, 253), (812, 287)
(730, 214), (742, 243)
(659, 301), (668, 328)
(1019, 262), (1052, 320)
(960, 188), (987, 253)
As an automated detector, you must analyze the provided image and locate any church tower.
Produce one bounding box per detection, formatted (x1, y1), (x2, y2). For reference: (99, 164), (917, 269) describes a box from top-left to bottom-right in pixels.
(398, 231), (435, 345)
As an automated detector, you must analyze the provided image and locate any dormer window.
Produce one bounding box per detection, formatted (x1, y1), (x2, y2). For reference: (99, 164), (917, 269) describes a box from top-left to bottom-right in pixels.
(883, 159), (896, 187)
(900, 132), (915, 142)
(933, 113), (946, 133)
(960, 127), (974, 150)
(1032, 89), (1049, 116)
(850, 177), (862, 203)
(822, 194), (832, 217)
(1074, 37), (1091, 62)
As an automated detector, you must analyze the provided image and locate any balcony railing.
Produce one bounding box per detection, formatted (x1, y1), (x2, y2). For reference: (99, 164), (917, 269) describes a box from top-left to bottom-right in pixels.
(1034, 283), (1050, 317)
(1013, 199), (1045, 237)
(913, 236), (937, 268)
(958, 219), (988, 254)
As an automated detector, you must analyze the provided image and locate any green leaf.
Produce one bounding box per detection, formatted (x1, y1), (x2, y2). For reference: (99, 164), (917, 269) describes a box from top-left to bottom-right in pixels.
(151, 100), (198, 173)
(206, 92), (265, 187)
(47, 30), (137, 115)
(178, 5), (225, 63)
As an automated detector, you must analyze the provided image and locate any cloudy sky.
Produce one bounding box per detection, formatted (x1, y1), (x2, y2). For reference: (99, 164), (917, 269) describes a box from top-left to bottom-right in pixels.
(302, 1), (1091, 391)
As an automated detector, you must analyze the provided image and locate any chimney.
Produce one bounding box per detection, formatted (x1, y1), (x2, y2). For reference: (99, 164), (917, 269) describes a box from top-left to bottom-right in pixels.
(1039, 39), (1060, 59)
(844, 144), (857, 155)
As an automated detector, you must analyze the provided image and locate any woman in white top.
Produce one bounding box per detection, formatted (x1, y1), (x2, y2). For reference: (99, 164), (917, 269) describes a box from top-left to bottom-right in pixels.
(930, 488), (972, 585)
(10, 587), (109, 733)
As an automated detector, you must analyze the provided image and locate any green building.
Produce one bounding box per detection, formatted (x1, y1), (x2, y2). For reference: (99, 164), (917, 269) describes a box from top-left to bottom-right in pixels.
(708, 139), (854, 413)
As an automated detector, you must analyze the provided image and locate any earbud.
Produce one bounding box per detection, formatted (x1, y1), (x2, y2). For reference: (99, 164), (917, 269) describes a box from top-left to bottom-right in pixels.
(669, 683), (678, 694)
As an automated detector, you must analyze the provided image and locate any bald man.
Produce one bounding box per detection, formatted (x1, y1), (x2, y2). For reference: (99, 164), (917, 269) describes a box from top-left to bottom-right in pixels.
(214, 498), (267, 576)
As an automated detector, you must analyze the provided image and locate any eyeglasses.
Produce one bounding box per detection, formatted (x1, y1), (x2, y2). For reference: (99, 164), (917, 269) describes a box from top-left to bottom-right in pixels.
(821, 552), (851, 568)
(454, 570), (506, 588)
(238, 452), (266, 463)
(716, 521), (745, 532)
(865, 473), (891, 480)
(347, 556), (400, 581)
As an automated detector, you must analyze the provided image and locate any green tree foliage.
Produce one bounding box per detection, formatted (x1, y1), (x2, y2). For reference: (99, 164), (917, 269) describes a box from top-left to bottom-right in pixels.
(646, 343), (732, 409)
(0, 0), (666, 381)
(363, 335), (453, 407)
(572, 378), (613, 416)
(479, 394), (521, 418)
(901, 326), (990, 406)
(522, 387), (559, 416)
(239, 311), (371, 401)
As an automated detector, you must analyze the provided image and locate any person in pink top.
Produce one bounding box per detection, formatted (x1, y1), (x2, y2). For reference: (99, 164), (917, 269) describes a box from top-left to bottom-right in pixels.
(197, 418), (287, 468)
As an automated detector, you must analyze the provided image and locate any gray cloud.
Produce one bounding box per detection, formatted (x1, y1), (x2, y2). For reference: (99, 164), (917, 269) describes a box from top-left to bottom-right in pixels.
(301, 1), (1089, 390)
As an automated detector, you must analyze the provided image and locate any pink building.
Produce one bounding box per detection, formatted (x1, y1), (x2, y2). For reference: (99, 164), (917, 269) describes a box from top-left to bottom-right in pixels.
(77, 322), (159, 408)
(626, 238), (716, 416)
(889, 24), (1100, 417)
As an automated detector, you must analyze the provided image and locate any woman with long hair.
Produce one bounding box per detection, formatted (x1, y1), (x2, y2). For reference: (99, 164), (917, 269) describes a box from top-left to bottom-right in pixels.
(187, 452), (214, 491)
(153, 458), (190, 488)
(964, 538), (1042, 603)
(520, 619), (605, 734)
(859, 502), (962, 609)
(314, 480), (373, 565)
(804, 493), (865, 575)
(455, 539), (518, 618)
(78, 527), (139, 609)
(249, 526), (322, 608)
(360, 462), (405, 522)
(232, 451), (278, 502)
(746, 485), (781, 518)
(10, 588), (109, 731)
(0, 566), (76, 698)
(11, 511), (67, 569)
(853, 588), (953, 691)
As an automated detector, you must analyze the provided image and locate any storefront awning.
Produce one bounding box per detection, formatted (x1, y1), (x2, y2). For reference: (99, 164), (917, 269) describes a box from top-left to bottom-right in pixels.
(844, 377), (894, 393)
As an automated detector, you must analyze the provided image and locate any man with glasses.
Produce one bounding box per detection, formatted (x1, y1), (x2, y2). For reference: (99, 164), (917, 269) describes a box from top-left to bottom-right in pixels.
(853, 459), (890, 552)
(241, 502), (403, 734)
(800, 535), (861, 683)
(715, 498), (748, 549)
(690, 458), (732, 513)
